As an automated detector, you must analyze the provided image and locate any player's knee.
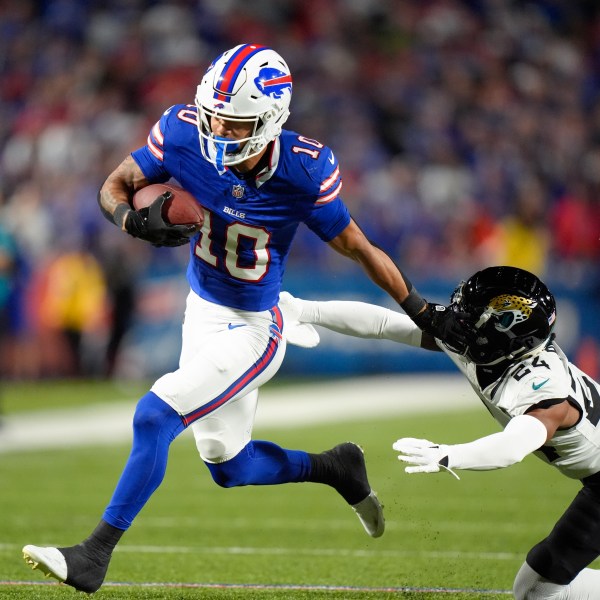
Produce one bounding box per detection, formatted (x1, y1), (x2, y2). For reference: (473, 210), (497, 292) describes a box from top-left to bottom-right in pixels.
(193, 413), (248, 464)
(204, 448), (251, 488)
(196, 438), (227, 463)
(133, 392), (171, 432)
(206, 463), (239, 488)
(513, 562), (567, 600)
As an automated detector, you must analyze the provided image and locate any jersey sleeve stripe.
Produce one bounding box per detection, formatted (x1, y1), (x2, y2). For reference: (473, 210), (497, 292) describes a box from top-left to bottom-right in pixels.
(146, 120), (165, 161)
(147, 135), (164, 161)
(320, 166), (340, 192)
(151, 122), (164, 146)
(316, 180), (343, 204)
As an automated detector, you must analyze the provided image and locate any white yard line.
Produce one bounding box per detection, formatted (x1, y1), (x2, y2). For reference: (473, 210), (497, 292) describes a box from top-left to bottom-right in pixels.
(1, 579), (513, 595)
(0, 540), (519, 562)
(0, 375), (475, 454)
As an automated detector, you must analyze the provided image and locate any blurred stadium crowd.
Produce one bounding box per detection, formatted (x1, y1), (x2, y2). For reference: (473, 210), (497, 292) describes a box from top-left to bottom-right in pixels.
(0, 0), (599, 380)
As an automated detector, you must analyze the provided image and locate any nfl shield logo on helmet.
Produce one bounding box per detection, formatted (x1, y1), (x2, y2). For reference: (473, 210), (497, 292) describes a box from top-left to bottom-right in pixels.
(232, 184), (245, 199)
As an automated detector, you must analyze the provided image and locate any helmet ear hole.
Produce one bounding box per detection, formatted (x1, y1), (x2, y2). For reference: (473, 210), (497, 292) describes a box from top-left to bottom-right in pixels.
(262, 107), (289, 142)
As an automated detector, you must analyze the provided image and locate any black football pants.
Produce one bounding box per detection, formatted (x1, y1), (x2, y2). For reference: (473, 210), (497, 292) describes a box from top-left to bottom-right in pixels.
(526, 471), (600, 584)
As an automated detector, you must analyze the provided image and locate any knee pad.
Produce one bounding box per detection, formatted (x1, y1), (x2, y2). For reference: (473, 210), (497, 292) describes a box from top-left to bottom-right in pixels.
(193, 414), (247, 463)
(513, 562), (568, 600)
(196, 438), (228, 463)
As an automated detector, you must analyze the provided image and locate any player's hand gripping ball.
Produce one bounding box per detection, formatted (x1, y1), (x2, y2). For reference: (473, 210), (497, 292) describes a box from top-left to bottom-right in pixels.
(126, 183), (203, 247)
(132, 183), (204, 228)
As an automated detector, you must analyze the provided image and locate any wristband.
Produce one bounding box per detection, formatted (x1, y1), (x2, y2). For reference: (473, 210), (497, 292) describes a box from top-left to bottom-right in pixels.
(400, 287), (427, 318)
(113, 203), (132, 229)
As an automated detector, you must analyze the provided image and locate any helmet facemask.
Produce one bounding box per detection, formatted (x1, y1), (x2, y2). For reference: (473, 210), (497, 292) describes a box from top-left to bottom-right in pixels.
(196, 106), (262, 170)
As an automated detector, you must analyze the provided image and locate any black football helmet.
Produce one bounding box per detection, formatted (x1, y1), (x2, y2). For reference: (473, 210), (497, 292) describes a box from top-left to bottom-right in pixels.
(447, 266), (556, 365)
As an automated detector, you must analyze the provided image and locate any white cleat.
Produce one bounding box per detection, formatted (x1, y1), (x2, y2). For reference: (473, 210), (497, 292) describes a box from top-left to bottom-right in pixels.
(352, 491), (385, 538)
(22, 545), (67, 583)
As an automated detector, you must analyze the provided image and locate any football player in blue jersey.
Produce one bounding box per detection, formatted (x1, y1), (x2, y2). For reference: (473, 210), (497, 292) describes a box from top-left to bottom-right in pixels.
(22, 44), (470, 593)
(280, 266), (600, 598)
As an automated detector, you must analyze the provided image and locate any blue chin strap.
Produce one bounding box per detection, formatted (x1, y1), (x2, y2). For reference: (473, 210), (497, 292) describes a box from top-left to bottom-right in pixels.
(213, 136), (241, 173)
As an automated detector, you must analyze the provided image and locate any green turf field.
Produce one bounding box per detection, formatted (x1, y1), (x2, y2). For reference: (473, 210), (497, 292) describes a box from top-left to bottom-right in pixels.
(0, 378), (591, 599)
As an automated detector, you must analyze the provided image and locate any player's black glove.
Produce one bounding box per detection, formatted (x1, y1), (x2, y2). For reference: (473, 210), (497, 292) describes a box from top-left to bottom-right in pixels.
(122, 192), (196, 247)
(412, 303), (473, 353)
(400, 287), (473, 353)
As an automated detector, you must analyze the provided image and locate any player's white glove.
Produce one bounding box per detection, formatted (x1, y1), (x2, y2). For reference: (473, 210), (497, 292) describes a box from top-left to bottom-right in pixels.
(278, 291), (320, 348)
(392, 438), (460, 480)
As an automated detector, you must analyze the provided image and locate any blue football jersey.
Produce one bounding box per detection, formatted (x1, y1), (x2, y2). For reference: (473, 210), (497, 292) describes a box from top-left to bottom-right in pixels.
(131, 104), (351, 311)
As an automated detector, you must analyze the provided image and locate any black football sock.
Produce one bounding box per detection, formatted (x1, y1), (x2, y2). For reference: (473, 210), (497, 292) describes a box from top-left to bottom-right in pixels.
(82, 519), (125, 555)
(307, 443), (370, 505)
(58, 520), (124, 593)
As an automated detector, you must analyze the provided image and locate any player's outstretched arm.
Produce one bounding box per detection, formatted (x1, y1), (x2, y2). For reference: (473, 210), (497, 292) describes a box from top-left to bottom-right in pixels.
(327, 220), (470, 351)
(392, 405), (572, 478)
(327, 219), (411, 305)
(279, 292), (428, 349)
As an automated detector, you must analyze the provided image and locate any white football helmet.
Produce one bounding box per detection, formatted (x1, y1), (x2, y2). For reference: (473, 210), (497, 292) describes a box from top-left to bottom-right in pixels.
(195, 44), (292, 170)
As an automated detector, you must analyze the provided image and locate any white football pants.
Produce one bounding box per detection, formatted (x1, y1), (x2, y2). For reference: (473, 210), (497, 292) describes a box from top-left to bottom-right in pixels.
(152, 291), (286, 463)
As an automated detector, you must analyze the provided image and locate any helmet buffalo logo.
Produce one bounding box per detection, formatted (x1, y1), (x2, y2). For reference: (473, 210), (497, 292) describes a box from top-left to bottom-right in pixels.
(254, 67), (292, 99)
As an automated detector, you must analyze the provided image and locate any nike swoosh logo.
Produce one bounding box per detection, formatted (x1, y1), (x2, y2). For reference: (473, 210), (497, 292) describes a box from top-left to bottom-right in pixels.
(228, 323), (246, 330)
(329, 152), (335, 164)
(532, 378), (550, 390)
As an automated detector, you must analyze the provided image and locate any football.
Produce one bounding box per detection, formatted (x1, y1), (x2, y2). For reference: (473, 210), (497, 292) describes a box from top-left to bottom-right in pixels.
(132, 183), (204, 228)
